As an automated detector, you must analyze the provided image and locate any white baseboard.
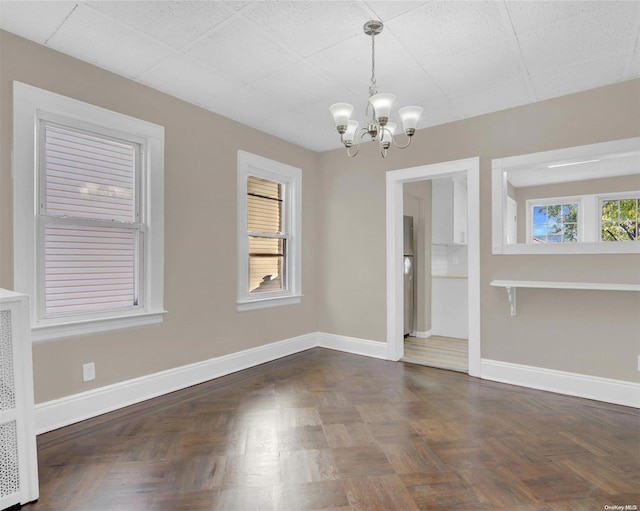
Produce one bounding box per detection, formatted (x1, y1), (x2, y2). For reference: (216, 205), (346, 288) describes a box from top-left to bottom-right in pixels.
(35, 334), (640, 434)
(317, 332), (388, 360)
(35, 332), (318, 434)
(412, 330), (432, 339)
(481, 358), (640, 409)
(35, 332), (388, 434)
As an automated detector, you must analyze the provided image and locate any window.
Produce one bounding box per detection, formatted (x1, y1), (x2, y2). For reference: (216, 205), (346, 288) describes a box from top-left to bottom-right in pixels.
(528, 198), (579, 243)
(237, 151), (301, 311)
(13, 82), (165, 341)
(600, 194), (639, 242)
(526, 192), (640, 245)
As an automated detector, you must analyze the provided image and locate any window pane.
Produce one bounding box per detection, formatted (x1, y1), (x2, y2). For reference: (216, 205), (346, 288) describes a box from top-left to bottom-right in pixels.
(247, 194), (281, 233)
(249, 237), (285, 293)
(247, 176), (281, 233)
(44, 223), (137, 316)
(619, 199), (636, 221)
(602, 221), (617, 241)
(562, 223), (578, 242)
(248, 176), (280, 200)
(533, 206), (547, 224)
(531, 202), (580, 243)
(44, 124), (136, 222)
(601, 198), (639, 241)
(562, 204), (578, 222)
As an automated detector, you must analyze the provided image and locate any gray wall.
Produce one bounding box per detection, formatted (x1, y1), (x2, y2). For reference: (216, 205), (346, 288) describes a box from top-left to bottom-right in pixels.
(0, 31), (321, 402)
(2, 30), (639, 405)
(317, 79), (640, 383)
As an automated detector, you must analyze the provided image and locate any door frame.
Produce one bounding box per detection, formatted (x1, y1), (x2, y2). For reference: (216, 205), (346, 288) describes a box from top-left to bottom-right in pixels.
(386, 157), (481, 377)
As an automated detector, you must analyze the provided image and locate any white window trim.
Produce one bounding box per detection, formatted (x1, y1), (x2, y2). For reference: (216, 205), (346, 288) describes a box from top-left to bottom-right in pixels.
(598, 190), (640, 242)
(526, 195), (584, 244)
(525, 192), (640, 246)
(237, 151), (302, 312)
(13, 82), (166, 342)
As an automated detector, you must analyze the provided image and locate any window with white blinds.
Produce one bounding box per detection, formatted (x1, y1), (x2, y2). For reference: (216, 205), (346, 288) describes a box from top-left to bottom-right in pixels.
(13, 82), (165, 341)
(247, 176), (285, 294)
(40, 122), (141, 317)
(237, 151), (301, 311)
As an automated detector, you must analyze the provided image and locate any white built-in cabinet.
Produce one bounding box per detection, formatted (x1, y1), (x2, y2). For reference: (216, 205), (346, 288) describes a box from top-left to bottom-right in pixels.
(432, 176), (468, 245)
(0, 289), (38, 509)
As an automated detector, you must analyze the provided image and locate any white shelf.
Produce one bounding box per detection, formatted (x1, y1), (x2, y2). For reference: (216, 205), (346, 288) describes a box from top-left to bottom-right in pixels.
(490, 280), (640, 316)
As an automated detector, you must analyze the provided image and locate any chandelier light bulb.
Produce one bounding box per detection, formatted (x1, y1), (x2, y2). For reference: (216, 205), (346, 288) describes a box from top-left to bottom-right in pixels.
(369, 93), (396, 126)
(343, 120), (359, 146)
(380, 121), (397, 149)
(329, 103), (354, 133)
(399, 106), (423, 135)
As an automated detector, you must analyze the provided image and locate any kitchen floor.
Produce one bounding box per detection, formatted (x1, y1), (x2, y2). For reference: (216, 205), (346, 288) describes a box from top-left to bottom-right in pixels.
(402, 335), (468, 373)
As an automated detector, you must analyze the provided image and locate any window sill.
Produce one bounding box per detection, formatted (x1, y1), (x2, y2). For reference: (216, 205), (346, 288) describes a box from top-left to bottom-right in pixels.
(31, 310), (167, 343)
(493, 241), (640, 255)
(237, 295), (302, 312)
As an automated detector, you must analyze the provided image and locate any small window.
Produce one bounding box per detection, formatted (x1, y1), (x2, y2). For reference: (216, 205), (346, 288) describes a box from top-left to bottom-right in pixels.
(248, 176), (285, 294)
(601, 196), (639, 242)
(237, 151), (301, 311)
(529, 201), (579, 243)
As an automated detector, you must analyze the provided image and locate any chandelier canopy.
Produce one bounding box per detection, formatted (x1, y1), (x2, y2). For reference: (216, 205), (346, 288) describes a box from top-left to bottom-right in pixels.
(329, 20), (423, 158)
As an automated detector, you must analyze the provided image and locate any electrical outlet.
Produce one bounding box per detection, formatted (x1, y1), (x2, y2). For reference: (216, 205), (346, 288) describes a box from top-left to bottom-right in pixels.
(452, 256), (459, 265)
(83, 362), (95, 382)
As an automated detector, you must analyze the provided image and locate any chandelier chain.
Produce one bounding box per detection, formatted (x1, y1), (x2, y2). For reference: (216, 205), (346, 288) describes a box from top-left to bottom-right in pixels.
(369, 31), (377, 97)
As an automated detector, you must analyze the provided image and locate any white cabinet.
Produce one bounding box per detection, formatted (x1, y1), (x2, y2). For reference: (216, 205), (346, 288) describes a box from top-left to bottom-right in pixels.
(0, 289), (38, 509)
(431, 276), (468, 339)
(432, 176), (467, 245)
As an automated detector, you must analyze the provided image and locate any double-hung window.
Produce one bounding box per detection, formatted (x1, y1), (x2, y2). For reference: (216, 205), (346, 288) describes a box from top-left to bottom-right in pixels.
(13, 82), (165, 341)
(237, 151), (301, 311)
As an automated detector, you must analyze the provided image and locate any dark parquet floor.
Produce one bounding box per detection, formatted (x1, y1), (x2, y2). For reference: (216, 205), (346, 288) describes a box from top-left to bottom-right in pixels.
(24, 348), (640, 510)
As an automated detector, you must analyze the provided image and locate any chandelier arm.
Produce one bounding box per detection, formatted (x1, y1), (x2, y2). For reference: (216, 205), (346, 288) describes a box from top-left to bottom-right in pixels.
(340, 127), (368, 153)
(392, 133), (413, 149)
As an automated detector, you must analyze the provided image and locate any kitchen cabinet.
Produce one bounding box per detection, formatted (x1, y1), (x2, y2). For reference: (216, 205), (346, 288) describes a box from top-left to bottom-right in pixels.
(431, 275), (468, 339)
(432, 176), (467, 245)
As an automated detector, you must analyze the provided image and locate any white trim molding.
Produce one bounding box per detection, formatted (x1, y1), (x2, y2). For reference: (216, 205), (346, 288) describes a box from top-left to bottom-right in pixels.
(491, 137), (640, 255)
(481, 359), (640, 409)
(34, 334), (640, 434)
(13, 81), (165, 341)
(386, 157), (481, 377)
(34, 332), (388, 434)
(317, 333), (388, 359)
(35, 333), (318, 434)
(236, 150), (302, 311)
(413, 330), (432, 339)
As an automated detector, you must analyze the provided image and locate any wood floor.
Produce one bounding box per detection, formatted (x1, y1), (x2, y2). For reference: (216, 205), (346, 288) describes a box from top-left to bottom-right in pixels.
(402, 335), (468, 373)
(25, 348), (639, 510)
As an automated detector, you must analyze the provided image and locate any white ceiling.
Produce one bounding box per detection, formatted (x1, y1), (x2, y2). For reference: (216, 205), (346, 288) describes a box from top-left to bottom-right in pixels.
(1, 1), (639, 152)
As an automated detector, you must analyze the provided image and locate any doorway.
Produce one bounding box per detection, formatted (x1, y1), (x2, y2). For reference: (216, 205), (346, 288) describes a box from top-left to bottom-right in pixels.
(386, 158), (480, 377)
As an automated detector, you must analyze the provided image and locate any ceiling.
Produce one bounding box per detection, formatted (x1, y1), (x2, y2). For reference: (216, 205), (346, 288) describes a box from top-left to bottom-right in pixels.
(1, 1), (639, 152)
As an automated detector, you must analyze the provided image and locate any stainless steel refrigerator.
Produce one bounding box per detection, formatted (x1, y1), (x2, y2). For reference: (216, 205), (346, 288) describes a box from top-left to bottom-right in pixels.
(403, 215), (414, 336)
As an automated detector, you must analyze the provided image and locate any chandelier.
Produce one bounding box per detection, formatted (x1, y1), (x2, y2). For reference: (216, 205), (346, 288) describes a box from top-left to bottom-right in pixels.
(329, 20), (423, 158)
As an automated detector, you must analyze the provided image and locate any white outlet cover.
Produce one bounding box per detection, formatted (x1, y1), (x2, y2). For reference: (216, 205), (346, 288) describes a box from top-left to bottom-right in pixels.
(83, 362), (95, 382)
